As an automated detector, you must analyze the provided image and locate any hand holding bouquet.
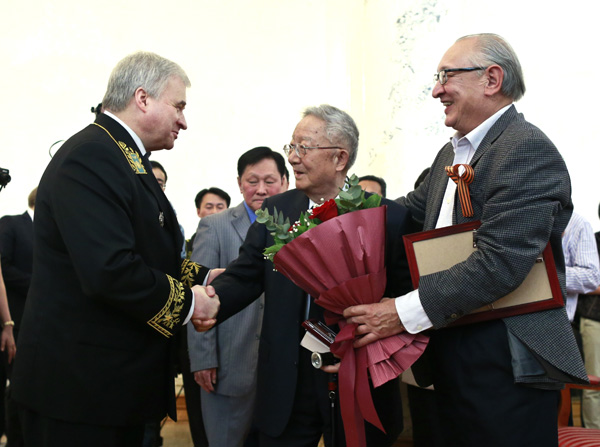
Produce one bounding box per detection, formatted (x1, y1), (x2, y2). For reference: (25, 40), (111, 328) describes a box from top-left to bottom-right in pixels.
(256, 175), (428, 447)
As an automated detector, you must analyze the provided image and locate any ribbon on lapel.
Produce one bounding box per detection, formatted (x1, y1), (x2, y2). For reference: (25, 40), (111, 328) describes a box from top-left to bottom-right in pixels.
(445, 164), (474, 218)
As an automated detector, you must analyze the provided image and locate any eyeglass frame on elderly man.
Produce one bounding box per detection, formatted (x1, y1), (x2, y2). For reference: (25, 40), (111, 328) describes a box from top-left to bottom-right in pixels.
(434, 66), (487, 85)
(283, 143), (343, 158)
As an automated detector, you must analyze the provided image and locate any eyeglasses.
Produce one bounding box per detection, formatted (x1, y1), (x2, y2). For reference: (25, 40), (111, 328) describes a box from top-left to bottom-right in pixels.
(283, 143), (343, 158)
(434, 67), (487, 85)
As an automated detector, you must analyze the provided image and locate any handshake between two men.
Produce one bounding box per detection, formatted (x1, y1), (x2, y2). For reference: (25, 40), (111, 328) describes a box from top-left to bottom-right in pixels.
(190, 285), (220, 332)
(190, 282), (406, 346)
(190, 273), (407, 353)
(190, 268), (225, 332)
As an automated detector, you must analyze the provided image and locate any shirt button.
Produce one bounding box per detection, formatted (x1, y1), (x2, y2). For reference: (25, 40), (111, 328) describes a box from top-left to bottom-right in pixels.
(417, 325), (423, 330)
(451, 313), (458, 319)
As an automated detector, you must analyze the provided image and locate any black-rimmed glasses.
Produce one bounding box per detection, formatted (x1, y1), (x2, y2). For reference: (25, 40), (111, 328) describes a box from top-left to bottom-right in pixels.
(434, 67), (487, 85)
(283, 143), (343, 158)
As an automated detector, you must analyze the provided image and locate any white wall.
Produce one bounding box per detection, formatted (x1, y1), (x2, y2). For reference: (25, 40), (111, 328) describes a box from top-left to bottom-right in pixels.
(1, 0), (598, 236)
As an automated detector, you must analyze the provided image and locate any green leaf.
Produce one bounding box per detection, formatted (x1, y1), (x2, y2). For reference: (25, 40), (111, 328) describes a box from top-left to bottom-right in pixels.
(349, 186), (362, 199)
(255, 208), (271, 224)
(275, 230), (292, 241)
(347, 173), (359, 186)
(339, 190), (353, 201)
(264, 244), (283, 255)
(364, 193), (382, 208)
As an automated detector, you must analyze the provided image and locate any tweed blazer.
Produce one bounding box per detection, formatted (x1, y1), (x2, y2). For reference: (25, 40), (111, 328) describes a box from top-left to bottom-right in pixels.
(188, 201), (265, 396)
(398, 105), (587, 383)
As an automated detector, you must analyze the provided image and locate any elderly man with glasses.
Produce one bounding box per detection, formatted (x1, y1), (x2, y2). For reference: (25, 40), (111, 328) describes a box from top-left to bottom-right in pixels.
(195, 104), (415, 447)
(345, 33), (588, 447)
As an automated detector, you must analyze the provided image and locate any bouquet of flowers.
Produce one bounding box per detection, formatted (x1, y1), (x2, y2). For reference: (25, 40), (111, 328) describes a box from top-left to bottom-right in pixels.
(256, 175), (428, 447)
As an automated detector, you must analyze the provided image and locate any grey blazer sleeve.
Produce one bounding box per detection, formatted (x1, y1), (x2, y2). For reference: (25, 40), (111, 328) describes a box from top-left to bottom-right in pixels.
(188, 218), (221, 372)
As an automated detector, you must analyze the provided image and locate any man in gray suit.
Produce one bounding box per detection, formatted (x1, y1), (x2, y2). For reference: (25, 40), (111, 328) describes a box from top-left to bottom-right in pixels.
(188, 146), (287, 447)
(345, 33), (587, 446)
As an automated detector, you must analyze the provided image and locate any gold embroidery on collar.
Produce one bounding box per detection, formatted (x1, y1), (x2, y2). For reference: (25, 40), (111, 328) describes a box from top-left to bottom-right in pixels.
(93, 123), (147, 174)
(147, 275), (186, 338)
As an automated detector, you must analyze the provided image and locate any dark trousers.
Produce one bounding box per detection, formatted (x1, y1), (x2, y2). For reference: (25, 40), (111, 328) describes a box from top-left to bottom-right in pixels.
(142, 420), (162, 447)
(141, 333), (207, 447)
(258, 350), (334, 447)
(258, 349), (401, 447)
(0, 358), (6, 438)
(407, 384), (446, 447)
(178, 335), (208, 447)
(18, 404), (145, 447)
(3, 350), (24, 447)
(430, 320), (560, 447)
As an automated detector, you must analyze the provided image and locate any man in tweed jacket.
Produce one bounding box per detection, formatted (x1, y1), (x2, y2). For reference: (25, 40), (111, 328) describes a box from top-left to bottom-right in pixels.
(345, 34), (587, 446)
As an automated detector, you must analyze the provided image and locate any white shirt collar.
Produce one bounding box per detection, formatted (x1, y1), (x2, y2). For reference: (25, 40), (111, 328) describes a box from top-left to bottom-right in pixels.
(307, 186), (347, 209)
(451, 103), (512, 154)
(102, 111), (148, 156)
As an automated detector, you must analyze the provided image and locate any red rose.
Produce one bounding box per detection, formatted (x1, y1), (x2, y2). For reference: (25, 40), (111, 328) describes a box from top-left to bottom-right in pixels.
(310, 199), (339, 222)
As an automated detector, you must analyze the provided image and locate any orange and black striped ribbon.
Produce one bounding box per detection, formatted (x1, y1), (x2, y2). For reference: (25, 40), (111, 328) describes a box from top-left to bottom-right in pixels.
(445, 164), (474, 218)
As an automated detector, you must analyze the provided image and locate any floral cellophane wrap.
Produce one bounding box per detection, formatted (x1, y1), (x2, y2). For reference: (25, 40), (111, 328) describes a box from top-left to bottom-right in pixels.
(273, 205), (428, 447)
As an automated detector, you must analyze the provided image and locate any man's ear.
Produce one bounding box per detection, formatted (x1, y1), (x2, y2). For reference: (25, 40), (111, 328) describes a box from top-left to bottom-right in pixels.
(334, 149), (350, 172)
(133, 87), (150, 112)
(484, 65), (504, 97)
(237, 176), (243, 193)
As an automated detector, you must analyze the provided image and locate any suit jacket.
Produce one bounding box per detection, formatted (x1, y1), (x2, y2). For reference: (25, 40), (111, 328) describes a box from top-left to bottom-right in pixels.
(187, 201), (264, 396)
(211, 188), (414, 441)
(0, 211), (33, 332)
(398, 105), (587, 384)
(11, 113), (209, 426)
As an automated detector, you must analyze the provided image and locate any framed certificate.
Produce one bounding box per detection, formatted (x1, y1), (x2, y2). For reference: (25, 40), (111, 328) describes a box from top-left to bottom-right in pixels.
(403, 221), (564, 326)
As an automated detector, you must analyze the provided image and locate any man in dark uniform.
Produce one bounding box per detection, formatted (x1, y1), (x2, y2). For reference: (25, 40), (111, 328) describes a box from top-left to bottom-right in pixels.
(11, 51), (219, 447)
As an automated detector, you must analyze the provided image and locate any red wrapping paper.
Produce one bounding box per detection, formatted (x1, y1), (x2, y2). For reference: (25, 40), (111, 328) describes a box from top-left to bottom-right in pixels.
(273, 206), (428, 447)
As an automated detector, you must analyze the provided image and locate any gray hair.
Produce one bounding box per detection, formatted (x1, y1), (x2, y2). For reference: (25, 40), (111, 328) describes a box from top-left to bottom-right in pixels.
(102, 51), (190, 112)
(302, 104), (359, 170)
(458, 33), (526, 102)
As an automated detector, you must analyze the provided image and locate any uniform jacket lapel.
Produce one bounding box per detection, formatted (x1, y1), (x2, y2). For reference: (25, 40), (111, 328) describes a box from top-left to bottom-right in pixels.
(94, 114), (182, 262)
